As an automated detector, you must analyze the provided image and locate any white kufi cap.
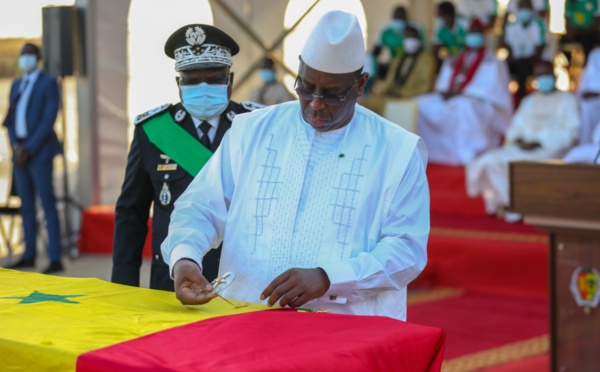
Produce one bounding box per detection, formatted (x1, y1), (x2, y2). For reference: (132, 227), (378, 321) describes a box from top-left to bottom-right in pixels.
(300, 11), (365, 74)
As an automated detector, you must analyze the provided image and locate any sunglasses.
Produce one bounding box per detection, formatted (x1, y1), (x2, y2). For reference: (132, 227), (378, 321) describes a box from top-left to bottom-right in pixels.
(294, 78), (357, 105)
(210, 272), (249, 308)
(179, 73), (231, 86)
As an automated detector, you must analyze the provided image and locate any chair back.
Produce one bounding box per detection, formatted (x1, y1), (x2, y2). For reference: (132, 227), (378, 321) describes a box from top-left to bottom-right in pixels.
(383, 99), (419, 134)
(0, 128), (20, 209)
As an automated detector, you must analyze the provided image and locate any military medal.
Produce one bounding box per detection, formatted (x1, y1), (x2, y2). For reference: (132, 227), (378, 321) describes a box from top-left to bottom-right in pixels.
(158, 154), (177, 170)
(157, 164), (178, 171)
(160, 182), (172, 206)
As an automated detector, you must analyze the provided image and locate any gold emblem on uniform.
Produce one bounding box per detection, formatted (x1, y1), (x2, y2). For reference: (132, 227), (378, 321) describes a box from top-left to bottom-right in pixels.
(160, 182), (172, 206)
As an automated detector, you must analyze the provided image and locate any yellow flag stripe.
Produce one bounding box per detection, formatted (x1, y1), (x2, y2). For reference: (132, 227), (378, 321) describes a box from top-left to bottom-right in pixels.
(0, 269), (267, 372)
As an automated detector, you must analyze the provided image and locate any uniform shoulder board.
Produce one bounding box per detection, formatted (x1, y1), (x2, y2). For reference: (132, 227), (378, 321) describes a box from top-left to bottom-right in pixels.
(241, 101), (265, 112)
(133, 103), (171, 125)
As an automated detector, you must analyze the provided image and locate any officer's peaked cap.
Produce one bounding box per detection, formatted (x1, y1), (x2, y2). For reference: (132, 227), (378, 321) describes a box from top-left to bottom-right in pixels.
(164, 24), (239, 71)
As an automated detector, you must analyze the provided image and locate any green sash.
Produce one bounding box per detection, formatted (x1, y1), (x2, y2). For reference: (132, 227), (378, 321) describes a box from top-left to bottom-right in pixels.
(142, 111), (212, 177)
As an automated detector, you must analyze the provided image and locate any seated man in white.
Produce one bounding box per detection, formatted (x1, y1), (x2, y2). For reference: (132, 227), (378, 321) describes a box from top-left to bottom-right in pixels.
(576, 48), (600, 145)
(417, 19), (512, 165)
(564, 120), (600, 164)
(467, 61), (581, 220)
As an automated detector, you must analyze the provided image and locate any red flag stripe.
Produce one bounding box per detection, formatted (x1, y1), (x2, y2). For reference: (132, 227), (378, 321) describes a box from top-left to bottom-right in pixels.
(77, 310), (445, 372)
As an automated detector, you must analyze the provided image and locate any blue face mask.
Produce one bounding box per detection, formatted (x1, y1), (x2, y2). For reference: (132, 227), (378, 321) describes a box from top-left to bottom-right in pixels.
(18, 54), (37, 73)
(465, 33), (485, 49)
(259, 69), (275, 83)
(180, 83), (229, 120)
(390, 19), (406, 33)
(536, 75), (555, 92)
(516, 8), (533, 23)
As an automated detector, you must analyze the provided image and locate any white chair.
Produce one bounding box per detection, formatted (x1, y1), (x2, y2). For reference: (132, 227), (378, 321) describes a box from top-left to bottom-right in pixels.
(0, 128), (23, 266)
(383, 99), (419, 134)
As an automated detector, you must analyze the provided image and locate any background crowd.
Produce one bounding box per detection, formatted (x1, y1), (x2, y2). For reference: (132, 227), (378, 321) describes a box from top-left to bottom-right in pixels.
(358, 0), (600, 221)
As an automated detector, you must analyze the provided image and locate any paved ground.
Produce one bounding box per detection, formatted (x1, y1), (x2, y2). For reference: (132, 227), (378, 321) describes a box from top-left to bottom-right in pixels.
(1, 213), (152, 287)
(2, 252), (152, 288)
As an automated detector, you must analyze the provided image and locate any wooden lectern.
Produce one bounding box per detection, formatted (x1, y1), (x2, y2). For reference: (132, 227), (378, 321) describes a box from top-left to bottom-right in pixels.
(510, 160), (600, 372)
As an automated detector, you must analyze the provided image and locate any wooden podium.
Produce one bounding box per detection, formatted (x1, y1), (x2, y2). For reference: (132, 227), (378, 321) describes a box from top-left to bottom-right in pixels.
(510, 160), (600, 372)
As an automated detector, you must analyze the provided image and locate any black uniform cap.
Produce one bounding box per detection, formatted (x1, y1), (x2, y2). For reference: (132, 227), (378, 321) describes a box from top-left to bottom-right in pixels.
(164, 24), (239, 71)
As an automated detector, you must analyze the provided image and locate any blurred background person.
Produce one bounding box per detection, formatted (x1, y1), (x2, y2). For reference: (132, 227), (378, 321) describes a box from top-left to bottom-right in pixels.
(564, 120), (600, 163)
(2, 42), (63, 274)
(505, 0), (557, 68)
(506, 0), (549, 17)
(503, 0), (547, 101)
(456, 0), (498, 30)
(369, 5), (424, 88)
(432, 1), (470, 67)
(361, 26), (435, 115)
(382, 26), (436, 99)
(417, 20), (513, 165)
(248, 57), (294, 106)
(576, 47), (600, 144)
(563, 0), (600, 63)
(466, 61), (580, 222)
(456, 0), (499, 50)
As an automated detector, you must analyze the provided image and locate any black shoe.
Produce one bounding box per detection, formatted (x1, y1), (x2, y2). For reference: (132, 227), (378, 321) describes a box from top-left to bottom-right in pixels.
(9, 258), (35, 269)
(43, 261), (64, 274)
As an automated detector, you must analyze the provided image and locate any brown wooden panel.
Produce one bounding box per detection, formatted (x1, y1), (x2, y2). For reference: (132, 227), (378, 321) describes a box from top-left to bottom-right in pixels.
(510, 161), (600, 221)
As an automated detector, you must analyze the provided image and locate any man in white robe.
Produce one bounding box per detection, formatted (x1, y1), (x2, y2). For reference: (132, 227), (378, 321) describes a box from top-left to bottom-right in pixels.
(564, 121), (600, 164)
(417, 20), (513, 166)
(576, 48), (600, 144)
(161, 11), (429, 321)
(467, 61), (581, 219)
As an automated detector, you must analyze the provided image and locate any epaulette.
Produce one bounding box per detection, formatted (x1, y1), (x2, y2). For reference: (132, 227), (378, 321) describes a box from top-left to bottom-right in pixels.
(133, 103), (171, 125)
(241, 101), (265, 112)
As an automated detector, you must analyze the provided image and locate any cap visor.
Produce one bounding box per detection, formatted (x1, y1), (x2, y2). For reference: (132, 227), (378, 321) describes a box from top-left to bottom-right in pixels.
(177, 62), (229, 71)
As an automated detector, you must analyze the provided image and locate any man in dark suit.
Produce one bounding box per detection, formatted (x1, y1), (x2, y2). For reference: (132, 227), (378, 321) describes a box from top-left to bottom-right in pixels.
(3, 43), (63, 274)
(111, 24), (262, 291)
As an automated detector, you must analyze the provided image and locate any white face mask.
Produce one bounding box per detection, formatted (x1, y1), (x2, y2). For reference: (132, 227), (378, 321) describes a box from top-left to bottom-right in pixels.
(18, 54), (38, 73)
(403, 37), (421, 54)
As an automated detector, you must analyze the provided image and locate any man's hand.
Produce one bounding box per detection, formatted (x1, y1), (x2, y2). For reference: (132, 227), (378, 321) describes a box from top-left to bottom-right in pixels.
(582, 91), (600, 99)
(260, 268), (331, 308)
(13, 145), (31, 167)
(516, 138), (541, 151)
(173, 259), (217, 305)
(441, 92), (457, 101)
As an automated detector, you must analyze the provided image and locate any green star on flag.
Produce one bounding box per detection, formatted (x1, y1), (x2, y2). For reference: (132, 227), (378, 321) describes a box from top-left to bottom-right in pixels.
(1, 290), (84, 304)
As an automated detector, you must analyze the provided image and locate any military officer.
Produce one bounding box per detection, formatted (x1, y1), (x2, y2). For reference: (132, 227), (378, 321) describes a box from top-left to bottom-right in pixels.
(112, 24), (262, 291)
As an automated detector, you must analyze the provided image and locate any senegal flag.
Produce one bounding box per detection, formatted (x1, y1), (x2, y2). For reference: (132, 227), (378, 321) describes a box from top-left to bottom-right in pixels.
(0, 268), (264, 371)
(0, 269), (446, 371)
